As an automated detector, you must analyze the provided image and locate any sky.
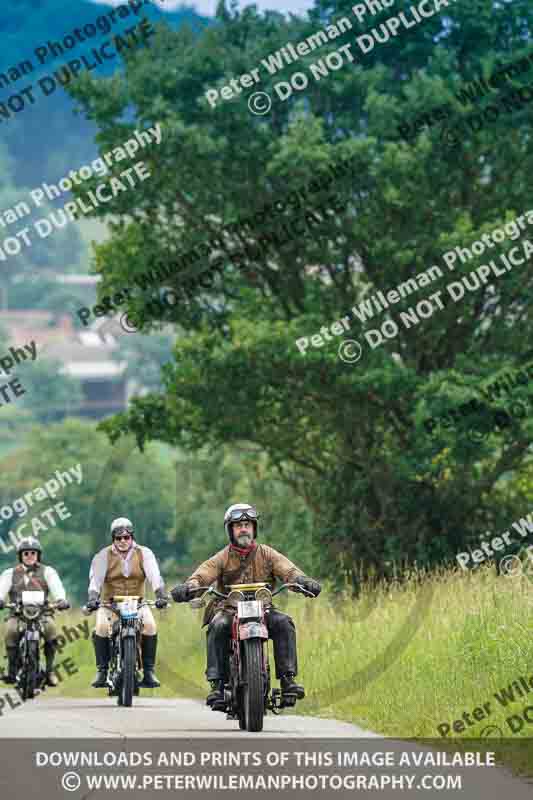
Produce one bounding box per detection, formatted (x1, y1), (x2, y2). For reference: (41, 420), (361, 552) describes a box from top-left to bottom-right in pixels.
(92, 0), (313, 19)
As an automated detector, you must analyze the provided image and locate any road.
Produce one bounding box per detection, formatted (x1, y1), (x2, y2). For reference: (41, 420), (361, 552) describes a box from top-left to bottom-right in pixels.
(1, 698), (532, 799)
(0, 696), (379, 738)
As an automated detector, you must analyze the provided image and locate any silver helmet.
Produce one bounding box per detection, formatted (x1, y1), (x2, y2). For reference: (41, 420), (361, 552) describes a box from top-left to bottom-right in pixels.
(223, 503), (258, 543)
(110, 517), (134, 539)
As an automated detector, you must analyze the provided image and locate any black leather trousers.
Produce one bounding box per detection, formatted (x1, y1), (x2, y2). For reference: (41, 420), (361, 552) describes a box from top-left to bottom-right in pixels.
(206, 607), (298, 681)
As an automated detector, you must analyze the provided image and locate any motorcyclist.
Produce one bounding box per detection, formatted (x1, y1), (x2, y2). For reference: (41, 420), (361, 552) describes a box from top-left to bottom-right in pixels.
(0, 537), (69, 686)
(170, 503), (321, 708)
(86, 517), (168, 689)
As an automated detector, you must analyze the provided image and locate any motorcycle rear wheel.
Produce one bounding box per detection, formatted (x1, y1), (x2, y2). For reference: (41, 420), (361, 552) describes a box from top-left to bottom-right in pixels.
(20, 641), (39, 701)
(120, 637), (136, 708)
(243, 639), (265, 732)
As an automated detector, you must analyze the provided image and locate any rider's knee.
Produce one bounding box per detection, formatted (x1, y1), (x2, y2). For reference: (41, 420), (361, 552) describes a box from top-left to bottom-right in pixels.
(94, 622), (109, 637)
(210, 614), (232, 635)
(143, 622), (157, 636)
(268, 611), (295, 633)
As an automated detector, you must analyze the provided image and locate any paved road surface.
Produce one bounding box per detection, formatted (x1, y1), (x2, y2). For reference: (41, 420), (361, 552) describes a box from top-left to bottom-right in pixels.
(0, 696), (380, 738)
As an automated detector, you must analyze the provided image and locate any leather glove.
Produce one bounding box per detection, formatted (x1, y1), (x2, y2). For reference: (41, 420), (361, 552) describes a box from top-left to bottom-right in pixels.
(86, 591), (100, 612)
(155, 588), (169, 609)
(171, 583), (193, 603)
(56, 599), (70, 611)
(294, 575), (321, 597)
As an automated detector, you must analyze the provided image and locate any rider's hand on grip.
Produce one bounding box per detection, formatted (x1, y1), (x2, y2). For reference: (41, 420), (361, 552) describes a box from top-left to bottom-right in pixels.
(86, 591), (100, 612)
(171, 583), (193, 603)
(294, 575), (321, 597)
(155, 589), (169, 609)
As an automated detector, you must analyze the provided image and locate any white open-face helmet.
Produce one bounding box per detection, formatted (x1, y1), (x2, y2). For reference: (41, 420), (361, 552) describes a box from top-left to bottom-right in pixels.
(223, 503), (258, 542)
(110, 517), (134, 539)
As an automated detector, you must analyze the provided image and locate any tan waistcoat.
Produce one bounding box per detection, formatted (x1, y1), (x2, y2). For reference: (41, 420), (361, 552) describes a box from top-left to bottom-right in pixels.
(101, 546), (146, 601)
(9, 563), (49, 603)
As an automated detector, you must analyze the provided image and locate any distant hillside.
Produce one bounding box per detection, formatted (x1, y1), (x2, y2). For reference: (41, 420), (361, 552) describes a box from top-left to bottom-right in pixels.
(0, 0), (208, 185)
(0, 0), (209, 305)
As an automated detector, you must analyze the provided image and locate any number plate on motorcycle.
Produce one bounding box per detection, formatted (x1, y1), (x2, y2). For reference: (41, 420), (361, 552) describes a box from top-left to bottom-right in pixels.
(118, 597), (138, 616)
(21, 591), (45, 605)
(237, 600), (261, 618)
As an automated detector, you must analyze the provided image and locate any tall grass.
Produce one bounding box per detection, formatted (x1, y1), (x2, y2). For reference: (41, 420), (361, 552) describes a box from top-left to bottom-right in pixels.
(53, 565), (533, 740)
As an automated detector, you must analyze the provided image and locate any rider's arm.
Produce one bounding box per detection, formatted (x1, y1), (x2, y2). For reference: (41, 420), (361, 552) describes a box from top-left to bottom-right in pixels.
(43, 567), (67, 602)
(138, 546), (165, 593)
(186, 551), (225, 589)
(265, 546), (305, 583)
(0, 568), (14, 603)
(88, 548), (108, 596)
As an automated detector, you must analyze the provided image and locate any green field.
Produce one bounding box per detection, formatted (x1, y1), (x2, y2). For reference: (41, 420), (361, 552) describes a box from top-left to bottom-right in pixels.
(52, 565), (533, 743)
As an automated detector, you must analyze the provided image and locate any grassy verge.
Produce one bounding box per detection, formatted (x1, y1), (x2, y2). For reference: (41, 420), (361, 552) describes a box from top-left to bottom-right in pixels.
(48, 567), (533, 766)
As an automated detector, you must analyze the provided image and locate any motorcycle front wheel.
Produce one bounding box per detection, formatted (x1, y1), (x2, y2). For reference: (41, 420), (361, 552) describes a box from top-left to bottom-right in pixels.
(20, 640), (39, 701)
(119, 636), (136, 708)
(242, 639), (265, 732)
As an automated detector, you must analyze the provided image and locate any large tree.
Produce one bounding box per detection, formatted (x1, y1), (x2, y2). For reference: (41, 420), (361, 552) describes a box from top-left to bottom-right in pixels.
(68, 0), (533, 579)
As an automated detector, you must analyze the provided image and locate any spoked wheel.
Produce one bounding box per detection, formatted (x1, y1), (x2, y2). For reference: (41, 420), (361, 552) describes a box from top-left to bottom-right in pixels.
(243, 639), (265, 732)
(20, 642), (38, 701)
(120, 637), (136, 707)
(238, 684), (246, 730)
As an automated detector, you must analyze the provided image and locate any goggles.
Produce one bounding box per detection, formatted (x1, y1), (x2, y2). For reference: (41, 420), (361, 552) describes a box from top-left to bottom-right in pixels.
(228, 507), (258, 523)
(21, 550), (39, 556)
(114, 534), (132, 542)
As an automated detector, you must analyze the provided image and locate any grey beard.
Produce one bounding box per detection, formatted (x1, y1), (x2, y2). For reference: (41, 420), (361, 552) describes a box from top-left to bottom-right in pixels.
(236, 533), (252, 547)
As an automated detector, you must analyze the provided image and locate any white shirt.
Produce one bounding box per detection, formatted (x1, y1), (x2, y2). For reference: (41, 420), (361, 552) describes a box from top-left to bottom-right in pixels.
(88, 544), (164, 595)
(0, 565), (66, 602)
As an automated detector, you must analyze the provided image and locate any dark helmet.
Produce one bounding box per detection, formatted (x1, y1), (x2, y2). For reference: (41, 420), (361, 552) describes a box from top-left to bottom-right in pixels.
(110, 517), (134, 539)
(17, 536), (42, 562)
(223, 503), (258, 543)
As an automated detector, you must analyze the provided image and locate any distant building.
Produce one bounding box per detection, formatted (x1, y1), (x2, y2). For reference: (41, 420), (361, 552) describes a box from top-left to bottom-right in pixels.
(0, 309), (132, 420)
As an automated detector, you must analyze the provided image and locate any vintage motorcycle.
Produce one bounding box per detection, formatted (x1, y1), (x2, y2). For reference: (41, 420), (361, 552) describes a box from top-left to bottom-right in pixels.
(2, 591), (67, 700)
(192, 581), (314, 732)
(85, 595), (159, 708)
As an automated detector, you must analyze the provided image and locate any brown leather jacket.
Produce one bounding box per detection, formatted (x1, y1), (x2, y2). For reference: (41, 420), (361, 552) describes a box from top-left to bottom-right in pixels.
(186, 544), (304, 625)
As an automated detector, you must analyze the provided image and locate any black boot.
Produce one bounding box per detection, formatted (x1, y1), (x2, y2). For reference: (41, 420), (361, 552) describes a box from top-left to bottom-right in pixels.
(91, 635), (111, 688)
(3, 646), (18, 684)
(44, 640), (58, 687)
(280, 672), (305, 699)
(206, 679), (224, 707)
(139, 635), (160, 688)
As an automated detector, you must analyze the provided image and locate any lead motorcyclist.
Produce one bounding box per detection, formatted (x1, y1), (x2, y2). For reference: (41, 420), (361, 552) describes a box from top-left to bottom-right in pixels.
(0, 537), (69, 686)
(170, 503), (321, 708)
(86, 517), (168, 690)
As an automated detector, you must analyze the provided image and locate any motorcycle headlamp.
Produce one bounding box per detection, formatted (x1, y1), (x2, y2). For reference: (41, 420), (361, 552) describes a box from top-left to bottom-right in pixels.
(226, 590), (245, 608)
(23, 605), (41, 619)
(255, 587), (272, 605)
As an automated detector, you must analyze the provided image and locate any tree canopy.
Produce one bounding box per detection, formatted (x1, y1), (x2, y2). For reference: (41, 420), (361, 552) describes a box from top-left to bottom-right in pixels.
(67, 0), (533, 581)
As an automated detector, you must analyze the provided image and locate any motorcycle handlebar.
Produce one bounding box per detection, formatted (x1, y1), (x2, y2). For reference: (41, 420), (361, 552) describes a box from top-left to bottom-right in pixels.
(197, 582), (314, 602)
(82, 598), (158, 615)
(3, 600), (65, 612)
